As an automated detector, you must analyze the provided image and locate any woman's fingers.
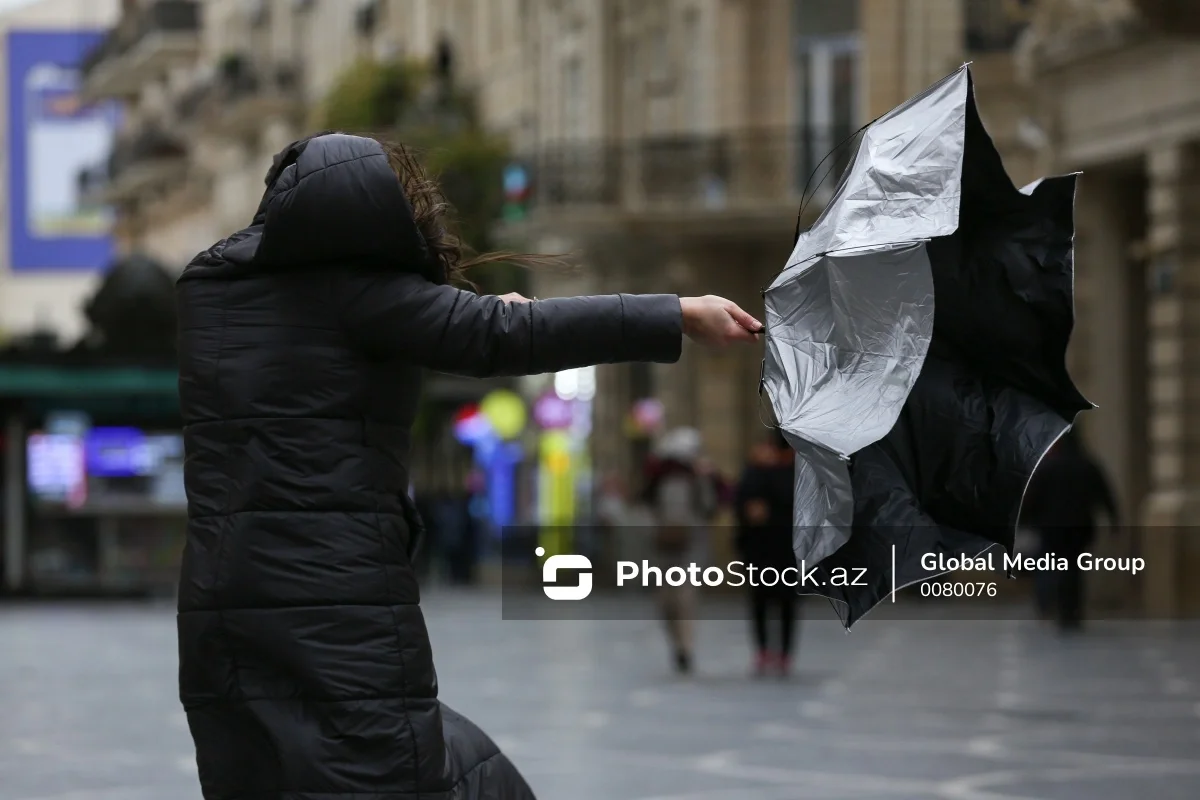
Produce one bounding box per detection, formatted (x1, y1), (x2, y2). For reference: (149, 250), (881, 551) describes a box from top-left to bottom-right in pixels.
(499, 292), (531, 304)
(681, 296), (765, 346)
(718, 299), (763, 344)
(724, 300), (764, 334)
(724, 311), (761, 342)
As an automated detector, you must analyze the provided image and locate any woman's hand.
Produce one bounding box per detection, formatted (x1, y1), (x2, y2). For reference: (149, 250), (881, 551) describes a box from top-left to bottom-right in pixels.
(680, 295), (763, 346)
(499, 292), (533, 304)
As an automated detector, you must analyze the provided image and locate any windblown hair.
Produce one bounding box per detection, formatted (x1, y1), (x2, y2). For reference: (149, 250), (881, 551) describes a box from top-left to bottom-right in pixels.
(374, 138), (567, 288)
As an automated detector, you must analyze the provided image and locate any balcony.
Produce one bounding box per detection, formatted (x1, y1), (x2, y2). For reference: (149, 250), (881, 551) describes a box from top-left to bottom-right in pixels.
(512, 128), (854, 237)
(77, 124), (188, 206)
(965, 0), (1032, 53)
(81, 1), (201, 102)
(176, 54), (305, 139)
(1133, 0), (1200, 35)
(1021, 0), (1200, 74)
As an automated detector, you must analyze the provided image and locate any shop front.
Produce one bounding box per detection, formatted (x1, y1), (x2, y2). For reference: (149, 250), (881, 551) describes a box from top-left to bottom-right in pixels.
(1, 363), (183, 597)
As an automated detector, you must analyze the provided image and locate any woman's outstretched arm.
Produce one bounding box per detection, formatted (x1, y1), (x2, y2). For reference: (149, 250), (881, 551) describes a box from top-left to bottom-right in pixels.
(338, 271), (760, 377)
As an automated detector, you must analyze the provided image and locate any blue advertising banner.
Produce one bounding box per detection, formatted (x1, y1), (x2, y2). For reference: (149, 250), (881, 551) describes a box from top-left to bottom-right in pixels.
(7, 30), (118, 271)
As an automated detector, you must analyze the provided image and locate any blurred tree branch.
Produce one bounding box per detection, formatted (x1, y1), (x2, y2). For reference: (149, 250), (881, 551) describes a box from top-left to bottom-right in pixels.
(315, 55), (523, 297)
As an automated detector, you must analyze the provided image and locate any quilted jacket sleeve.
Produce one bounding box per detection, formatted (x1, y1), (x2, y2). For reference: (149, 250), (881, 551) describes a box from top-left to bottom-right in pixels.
(339, 271), (683, 377)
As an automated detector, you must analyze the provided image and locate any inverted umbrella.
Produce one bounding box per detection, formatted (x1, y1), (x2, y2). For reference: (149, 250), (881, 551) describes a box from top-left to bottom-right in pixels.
(761, 65), (1093, 627)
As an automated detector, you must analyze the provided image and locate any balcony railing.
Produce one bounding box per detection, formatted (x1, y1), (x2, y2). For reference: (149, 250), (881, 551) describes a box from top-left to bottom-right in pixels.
(77, 123), (188, 205)
(82, 1), (201, 100)
(515, 127), (856, 219)
(176, 54), (304, 136)
(1022, 0), (1200, 73)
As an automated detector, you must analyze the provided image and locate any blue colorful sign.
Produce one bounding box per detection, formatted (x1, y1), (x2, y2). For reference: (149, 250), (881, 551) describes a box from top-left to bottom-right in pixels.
(7, 30), (119, 271)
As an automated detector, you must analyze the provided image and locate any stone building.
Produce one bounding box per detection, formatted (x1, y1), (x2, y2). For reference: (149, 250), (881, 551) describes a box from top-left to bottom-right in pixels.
(514, 0), (1042, 489)
(82, 2), (1183, 614)
(1021, 0), (1200, 616)
(79, 0), (491, 273)
(511, 0), (857, 485)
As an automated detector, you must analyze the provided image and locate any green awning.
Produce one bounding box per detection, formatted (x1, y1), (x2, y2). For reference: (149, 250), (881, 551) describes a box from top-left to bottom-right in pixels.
(0, 365), (178, 397)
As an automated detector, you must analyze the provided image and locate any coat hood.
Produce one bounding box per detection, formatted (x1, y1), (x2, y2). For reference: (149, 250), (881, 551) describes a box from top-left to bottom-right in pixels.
(195, 133), (442, 282)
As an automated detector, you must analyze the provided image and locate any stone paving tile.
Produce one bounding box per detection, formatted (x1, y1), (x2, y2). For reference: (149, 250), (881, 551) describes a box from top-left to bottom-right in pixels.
(1, 591), (1197, 799)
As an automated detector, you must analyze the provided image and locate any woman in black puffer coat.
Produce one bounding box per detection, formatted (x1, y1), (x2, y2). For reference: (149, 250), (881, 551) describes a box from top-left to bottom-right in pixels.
(176, 132), (762, 800)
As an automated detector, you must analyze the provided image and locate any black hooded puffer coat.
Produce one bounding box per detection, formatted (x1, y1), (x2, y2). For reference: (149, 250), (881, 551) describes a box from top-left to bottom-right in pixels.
(175, 133), (684, 799)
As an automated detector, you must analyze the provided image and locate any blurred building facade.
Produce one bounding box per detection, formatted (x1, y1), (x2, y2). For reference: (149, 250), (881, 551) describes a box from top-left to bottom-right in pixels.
(79, 0), (1031, 481)
(516, 0), (1044, 487)
(512, 0), (860, 484)
(78, 0), (1194, 614)
(1021, 0), (1200, 616)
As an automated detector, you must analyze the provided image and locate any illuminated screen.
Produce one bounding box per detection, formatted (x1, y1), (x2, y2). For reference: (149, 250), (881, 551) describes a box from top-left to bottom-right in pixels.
(27, 432), (85, 502)
(84, 426), (146, 477)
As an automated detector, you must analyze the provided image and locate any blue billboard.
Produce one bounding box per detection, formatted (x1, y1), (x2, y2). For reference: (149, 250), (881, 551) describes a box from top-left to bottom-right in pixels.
(7, 30), (118, 271)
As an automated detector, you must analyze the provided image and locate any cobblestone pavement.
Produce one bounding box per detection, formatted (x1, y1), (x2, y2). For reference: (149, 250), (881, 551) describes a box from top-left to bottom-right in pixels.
(1, 591), (1198, 799)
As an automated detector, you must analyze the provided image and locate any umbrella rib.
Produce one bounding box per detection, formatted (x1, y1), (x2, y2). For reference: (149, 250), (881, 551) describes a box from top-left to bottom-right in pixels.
(775, 237), (932, 283)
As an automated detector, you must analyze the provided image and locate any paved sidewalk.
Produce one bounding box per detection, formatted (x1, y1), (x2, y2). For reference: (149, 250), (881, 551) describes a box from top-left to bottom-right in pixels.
(1, 591), (1197, 799)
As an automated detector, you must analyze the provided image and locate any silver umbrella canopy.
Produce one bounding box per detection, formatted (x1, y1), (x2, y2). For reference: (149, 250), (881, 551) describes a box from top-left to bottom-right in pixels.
(762, 65), (1093, 627)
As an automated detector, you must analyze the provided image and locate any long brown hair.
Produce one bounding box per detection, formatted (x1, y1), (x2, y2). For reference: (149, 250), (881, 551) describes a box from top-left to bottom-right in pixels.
(375, 138), (569, 288)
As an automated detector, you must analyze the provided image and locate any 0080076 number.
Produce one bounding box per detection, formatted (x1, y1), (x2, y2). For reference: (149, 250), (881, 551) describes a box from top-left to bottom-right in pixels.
(919, 581), (997, 598)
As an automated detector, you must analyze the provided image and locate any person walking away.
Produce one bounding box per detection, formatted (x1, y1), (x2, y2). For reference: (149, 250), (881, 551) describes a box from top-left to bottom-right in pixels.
(1020, 428), (1118, 632)
(644, 427), (718, 674)
(175, 132), (763, 800)
(735, 428), (798, 676)
(594, 472), (631, 584)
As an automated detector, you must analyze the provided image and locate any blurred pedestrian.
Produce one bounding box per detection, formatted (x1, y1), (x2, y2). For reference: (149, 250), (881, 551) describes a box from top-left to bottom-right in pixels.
(644, 427), (721, 674)
(1020, 428), (1118, 632)
(735, 428), (798, 677)
(594, 471), (630, 576)
(410, 483), (435, 581)
(595, 472), (628, 528)
(175, 133), (762, 800)
(435, 485), (478, 585)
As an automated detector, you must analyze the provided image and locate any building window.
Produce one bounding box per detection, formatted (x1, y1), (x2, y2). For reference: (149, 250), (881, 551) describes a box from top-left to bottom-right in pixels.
(649, 25), (668, 84)
(793, 0), (857, 36)
(490, 0), (506, 49)
(562, 56), (584, 139)
(246, 0), (268, 28)
(794, 33), (860, 193)
(621, 39), (641, 136)
(355, 0), (380, 37)
(682, 7), (703, 130)
(623, 40), (640, 92)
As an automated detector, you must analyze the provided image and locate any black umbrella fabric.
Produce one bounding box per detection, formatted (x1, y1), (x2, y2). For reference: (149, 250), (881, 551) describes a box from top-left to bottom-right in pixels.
(761, 65), (1093, 627)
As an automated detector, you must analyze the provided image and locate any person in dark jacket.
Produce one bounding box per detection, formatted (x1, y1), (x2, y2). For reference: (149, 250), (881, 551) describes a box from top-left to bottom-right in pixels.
(735, 428), (798, 676)
(175, 132), (763, 800)
(1020, 427), (1118, 632)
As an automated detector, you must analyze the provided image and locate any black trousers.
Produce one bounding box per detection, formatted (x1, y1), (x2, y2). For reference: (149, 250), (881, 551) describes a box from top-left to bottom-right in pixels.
(1037, 530), (1091, 630)
(1057, 562), (1085, 630)
(749, 585), (798, 656)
